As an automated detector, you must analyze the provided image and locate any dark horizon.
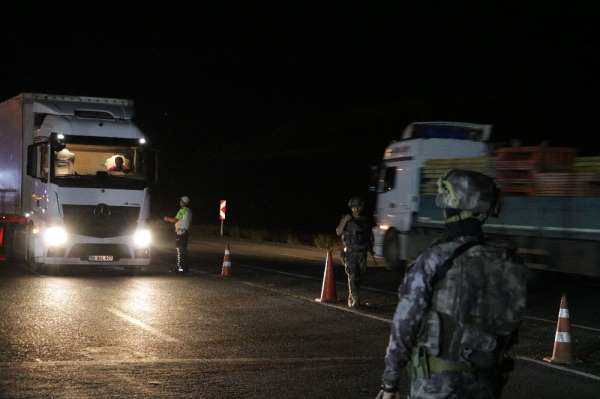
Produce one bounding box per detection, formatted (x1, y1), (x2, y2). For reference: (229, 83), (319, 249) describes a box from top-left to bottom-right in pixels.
(2, 4), (597, 232)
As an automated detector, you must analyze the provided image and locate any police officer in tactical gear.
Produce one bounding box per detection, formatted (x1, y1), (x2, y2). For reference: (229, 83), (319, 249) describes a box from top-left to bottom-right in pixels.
(163, 196), (192, 273)
(336, 196), (374, 308)
(376, 170), (528, 399)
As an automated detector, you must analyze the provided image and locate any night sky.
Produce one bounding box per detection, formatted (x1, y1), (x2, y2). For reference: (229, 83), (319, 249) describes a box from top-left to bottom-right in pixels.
(2, 4), (598, 233)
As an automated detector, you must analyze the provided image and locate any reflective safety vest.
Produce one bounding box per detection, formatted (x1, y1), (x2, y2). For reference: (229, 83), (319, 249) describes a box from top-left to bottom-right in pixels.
(175, 207), (192, 234)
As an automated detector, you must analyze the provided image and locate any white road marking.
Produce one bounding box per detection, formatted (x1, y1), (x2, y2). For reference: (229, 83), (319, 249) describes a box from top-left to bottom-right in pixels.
(189, 265), (600, 333)
(516, 356), (600, 382)
(182, 262), (600, 382)
(239, 265), (600, 332)
(0, 356), (380, 368)
(240, 281), (393, 324)
(524, 316), (600, 333)
(106, 307), (181, 343)
(239, 263), (398, 295)
(207, 271), (600, 383)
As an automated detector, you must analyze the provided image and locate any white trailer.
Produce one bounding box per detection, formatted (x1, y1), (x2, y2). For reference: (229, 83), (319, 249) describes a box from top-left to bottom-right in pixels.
(0, 93), (156, 271)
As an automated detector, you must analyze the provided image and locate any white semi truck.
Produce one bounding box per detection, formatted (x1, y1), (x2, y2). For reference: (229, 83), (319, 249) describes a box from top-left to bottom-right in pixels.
(0, 93), (156, 271)
(373, 121), (600, 277)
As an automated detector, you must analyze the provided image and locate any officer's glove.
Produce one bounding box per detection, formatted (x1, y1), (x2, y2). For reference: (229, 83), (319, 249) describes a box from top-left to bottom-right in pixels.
(375, 389), (400, 399)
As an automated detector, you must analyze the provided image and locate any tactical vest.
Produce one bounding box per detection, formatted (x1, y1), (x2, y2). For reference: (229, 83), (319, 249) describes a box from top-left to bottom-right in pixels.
(342, 216), (371, 251)
(417, 239), (528, 370)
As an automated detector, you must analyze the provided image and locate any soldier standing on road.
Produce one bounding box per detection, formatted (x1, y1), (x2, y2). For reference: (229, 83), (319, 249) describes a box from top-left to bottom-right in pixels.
(336, 196), (374, 308)
(376, 170), (528, 399)
(163, 195), (192, 273)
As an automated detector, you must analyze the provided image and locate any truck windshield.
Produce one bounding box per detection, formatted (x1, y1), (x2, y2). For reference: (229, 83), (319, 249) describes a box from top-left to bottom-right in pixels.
(51, 141), (149, 189)
(408, 124), (487, 141)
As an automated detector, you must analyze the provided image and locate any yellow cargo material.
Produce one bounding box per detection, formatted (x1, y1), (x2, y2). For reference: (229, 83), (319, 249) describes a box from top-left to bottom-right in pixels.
(421, 157), (494, 194)
(573, 157), (600, 172)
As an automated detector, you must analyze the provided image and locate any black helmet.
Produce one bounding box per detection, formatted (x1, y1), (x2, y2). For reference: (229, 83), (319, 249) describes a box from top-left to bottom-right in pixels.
(436, 169), (500, 220)
(347, 196), (364, 208)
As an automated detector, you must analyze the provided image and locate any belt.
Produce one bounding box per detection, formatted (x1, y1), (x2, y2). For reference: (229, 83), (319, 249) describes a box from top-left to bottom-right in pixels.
(410, 347), (472, 379)
(427, 356), (472, 373)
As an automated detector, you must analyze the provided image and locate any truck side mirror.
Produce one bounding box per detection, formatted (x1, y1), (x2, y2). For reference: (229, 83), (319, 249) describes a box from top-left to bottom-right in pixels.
(142, 149), (159, 184)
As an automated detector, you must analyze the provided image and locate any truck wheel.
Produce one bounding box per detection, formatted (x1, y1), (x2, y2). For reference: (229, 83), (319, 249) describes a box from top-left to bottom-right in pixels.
(25, 224), (42, 273)
(383, 229), (407, 273)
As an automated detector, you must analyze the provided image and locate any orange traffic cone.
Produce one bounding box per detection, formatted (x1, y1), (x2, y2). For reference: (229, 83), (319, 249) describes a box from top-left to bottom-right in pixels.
(315, 249), (337, 303)
(544, 293), (574, 364)
(221, 243), (232, 277)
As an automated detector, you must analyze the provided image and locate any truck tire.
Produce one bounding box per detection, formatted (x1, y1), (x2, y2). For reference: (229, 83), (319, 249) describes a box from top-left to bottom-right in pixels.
(25, 224), (42, 273)
(383, 229), (407, 273)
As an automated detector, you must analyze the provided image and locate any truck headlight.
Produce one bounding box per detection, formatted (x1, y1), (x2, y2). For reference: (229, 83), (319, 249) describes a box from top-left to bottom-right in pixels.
(133, 229), (152, 248)
(43, 226), (68, 246)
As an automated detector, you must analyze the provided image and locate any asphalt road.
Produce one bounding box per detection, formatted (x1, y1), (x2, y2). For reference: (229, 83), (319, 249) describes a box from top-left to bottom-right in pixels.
(0, 233), (599, 398)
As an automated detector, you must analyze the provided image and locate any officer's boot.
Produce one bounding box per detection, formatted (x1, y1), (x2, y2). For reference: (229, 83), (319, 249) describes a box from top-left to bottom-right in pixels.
(176, 248), (184, 272)
(180, 247), (188, 273)
(347, 274), (360, 308)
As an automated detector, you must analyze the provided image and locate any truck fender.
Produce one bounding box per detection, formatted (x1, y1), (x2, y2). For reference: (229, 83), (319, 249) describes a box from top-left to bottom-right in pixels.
(383, 228), (407, 273)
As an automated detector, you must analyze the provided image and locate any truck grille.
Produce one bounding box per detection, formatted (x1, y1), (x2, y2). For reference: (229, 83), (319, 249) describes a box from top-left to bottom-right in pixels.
(68, 243), (131, 260)
(62, 205), (139, 238)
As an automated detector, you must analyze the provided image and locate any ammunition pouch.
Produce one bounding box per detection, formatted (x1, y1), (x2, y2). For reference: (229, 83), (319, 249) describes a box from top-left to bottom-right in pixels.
(409, 347), (472, 380)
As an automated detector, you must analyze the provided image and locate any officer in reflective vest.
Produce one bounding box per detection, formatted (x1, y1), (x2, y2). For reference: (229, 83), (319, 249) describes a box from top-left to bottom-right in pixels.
(163, 195), (192, 273)
(376, 170), (528, 399)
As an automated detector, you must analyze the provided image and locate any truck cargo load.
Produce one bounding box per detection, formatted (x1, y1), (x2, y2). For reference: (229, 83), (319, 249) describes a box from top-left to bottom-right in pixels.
(373, 121), (600, 277)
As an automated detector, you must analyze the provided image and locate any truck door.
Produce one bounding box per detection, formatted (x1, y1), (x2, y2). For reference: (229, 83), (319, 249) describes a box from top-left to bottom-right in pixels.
(26, 142), (50, 216)
(376, 161), (416, 232)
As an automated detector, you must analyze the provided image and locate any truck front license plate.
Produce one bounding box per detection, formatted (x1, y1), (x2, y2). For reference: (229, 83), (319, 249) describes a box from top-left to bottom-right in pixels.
(88, 255), (114, 262)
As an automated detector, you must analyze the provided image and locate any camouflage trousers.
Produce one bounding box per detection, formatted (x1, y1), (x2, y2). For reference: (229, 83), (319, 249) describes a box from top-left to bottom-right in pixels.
(409, 370), (500, 399)
(343, 250), (367, 308)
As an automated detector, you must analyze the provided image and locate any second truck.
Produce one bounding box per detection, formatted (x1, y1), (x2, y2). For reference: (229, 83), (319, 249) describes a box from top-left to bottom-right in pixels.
(373, 121), (600, 277)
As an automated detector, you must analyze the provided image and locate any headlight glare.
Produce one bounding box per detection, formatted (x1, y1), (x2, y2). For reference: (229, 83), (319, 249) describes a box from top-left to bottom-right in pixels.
(43, 226), (68, 246)
(133, 229), (152, 248)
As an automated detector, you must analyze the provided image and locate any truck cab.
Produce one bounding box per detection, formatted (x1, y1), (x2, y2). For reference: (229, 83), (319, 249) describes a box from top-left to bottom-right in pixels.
(21, 94), (156, 270)
(373, 122), (491, 268)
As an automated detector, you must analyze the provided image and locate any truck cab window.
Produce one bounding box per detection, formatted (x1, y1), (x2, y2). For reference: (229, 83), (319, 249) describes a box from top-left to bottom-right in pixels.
(379, 166), (396, 192)
(27, 143), (49, 180)
(40, 147), (49, 179)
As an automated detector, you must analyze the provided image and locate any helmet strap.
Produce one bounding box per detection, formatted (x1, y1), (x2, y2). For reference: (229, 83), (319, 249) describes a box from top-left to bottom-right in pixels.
(445, 214), (484, 239)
